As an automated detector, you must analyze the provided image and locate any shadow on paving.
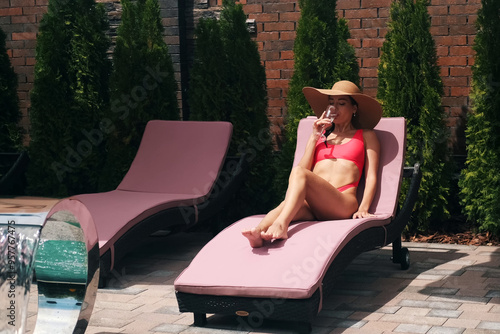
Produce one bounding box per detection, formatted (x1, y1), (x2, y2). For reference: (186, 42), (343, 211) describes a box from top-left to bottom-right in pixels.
(99, 232), (500, 334)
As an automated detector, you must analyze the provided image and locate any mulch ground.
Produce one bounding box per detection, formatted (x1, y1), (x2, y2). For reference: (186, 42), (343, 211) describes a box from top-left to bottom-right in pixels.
(402, 216), (500, 246)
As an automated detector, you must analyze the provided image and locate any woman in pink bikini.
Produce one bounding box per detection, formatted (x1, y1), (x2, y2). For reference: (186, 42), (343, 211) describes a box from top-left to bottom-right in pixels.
(242, 80), (383, 248)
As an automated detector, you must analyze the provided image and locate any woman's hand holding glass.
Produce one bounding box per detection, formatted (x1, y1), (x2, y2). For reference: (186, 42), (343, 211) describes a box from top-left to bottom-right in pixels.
(315, 105), (336, 141)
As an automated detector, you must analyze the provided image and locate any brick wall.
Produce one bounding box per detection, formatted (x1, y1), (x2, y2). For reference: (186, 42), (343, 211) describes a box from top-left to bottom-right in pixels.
(1, 0), (481, 154)
(245, 0), (480, 155)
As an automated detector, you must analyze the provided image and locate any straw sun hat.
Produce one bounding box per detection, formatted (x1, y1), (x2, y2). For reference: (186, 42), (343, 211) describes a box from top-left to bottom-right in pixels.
(302, 80), (383, 129)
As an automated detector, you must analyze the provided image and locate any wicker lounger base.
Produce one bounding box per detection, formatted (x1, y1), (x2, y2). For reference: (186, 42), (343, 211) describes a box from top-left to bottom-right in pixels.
(176, 289), (321, 333)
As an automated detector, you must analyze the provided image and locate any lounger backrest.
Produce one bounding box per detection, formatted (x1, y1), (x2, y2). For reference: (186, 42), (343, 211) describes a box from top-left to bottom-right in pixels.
(293, 116), (406, 217)
(117, 120), (233, 197)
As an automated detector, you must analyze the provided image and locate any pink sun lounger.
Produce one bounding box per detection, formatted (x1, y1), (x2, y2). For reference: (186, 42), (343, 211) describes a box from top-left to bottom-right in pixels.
(48, 120), (245, 286)
(174, 117), (421, 333)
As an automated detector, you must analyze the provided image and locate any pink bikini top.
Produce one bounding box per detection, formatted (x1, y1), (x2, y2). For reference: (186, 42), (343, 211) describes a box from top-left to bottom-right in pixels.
(313, 129), (365, 182)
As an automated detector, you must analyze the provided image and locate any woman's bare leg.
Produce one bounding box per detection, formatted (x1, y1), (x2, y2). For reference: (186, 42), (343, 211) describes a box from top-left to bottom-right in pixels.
(262, 166), (357, 240)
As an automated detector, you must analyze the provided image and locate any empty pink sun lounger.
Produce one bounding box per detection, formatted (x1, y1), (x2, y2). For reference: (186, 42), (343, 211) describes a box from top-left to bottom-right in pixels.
(174, 117), (421, 333)
(48, 120), (246, 286)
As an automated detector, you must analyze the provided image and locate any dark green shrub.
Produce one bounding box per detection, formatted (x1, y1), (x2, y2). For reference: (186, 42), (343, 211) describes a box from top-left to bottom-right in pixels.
(0, 27), (23, 153)
(276, 0), (359, 196)
(27, 0), (111, 197)
(377, 0), (451, 231)
(189, 0), (275, 217)
(99, 0), (179, 190)
(459, 0), (500, 236)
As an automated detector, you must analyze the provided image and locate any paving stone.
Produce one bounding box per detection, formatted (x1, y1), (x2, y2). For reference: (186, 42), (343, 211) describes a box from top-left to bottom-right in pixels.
(428, 326), (465, 334)
(477, 321), (500, 331)
(399, 299), (461, 310)
(485, 290), (500, 298)
(427, 309), (462, 318)
(394, 323), (431, 333)
(150, 323), (190, 333)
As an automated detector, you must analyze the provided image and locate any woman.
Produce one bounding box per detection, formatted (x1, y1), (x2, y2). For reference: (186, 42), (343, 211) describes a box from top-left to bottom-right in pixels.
(242, 80), (382, 248)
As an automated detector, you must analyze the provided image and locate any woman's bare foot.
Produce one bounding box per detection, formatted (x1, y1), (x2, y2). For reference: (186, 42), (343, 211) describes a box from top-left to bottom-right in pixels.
(242, 228), (264, 248)
(261, 222), (288, 241)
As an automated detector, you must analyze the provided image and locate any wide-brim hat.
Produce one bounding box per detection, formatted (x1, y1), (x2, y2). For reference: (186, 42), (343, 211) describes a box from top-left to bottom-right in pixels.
(302, 80), (383, 129)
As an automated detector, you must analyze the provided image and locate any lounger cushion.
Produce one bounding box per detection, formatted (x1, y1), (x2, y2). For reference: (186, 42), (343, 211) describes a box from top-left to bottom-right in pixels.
(175, 214), (391, 299)
(174, 117), (406, 300)
(67, 120), (233, 255)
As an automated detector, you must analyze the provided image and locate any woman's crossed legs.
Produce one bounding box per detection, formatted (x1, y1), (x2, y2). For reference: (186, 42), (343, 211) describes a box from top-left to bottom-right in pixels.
(242, 166), (358, 248)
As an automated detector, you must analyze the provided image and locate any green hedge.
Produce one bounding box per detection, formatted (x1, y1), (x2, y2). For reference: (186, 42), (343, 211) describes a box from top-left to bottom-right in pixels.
(459, 0), (500, 236)
(27, 0), (111, 197)
(275, 0), (359, 197)
(377, 0), (452, 232)
(189, 0), (275, 218)
(0, 27), (22, 153)
(98, 0), (179, 191)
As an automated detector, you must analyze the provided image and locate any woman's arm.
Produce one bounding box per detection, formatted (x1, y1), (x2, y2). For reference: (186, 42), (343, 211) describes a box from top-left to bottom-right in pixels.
(353, 129), (380, 218)
(298, 116), (331, 170)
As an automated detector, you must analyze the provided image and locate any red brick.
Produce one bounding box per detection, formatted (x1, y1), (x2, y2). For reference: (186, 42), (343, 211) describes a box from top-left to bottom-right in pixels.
(262, 3), (294, 13)
(267, 88), (281, 99)
(450, 87), (469, 96)
(449, 25), (476, 35)
(10, 0), (35, 6)
(344, 8), (378, 19)
(363, 57), (380, 68)
(264, 21), (294, 32)
(266, 69), (280, 79)
(268, 98), (285, 107)
(261, 51), (279, 60)
(337, 0), (361, 10)
(267, 79), (290, 89)
(243, 4), (262, 14)
(450, 46), (474, 56)
(360, 18), (388, 28)
(431, 26), (450, 36)
(0, 7), (22, 15)
(12, 32), (36, 40)
(280, 50), (293, 60)
(442, 76), (468, 87)
(450, 66), (472, 77)
(279, 31), (296, 41)
(434, 35), (467, 46)
(26, 57), (36, 66)
(449, 4), (481, 15)
(438, 56), (468, 66)
(266, 60), (294, 70)
(359, 67), (378, 78)
(280, 11), (300, 22)
(22, 6), (47, 14)
(428, 5), (448, 15)
(251, 13), (278, 22)
(362, 38), (384, 48)
(361, 0), (391, 8)
(347, 38), (361, 48)
(346, 18), (361, 29)
(256, 31), (279, 42)
(437, 46), (449, 56)
(432, 15), (467, 26)
(350, 28), (378, 39)
(10, 14), (36, 24)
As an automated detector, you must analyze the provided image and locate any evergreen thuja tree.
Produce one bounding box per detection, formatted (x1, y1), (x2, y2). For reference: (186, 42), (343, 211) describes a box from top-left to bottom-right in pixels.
(189, 0), (275, 217)
(188, 17), (227, 122)
(459, 0), (500, 236)
(276, 0), (359, 196)
(377, 0), (451, 231)
(99, 0), (179, 190)
(0, 27), (23, 153)
(27, 0), (110, 197)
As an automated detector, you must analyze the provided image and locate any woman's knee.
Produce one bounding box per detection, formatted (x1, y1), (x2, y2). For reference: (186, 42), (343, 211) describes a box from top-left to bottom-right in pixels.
(289, 165), (308, 182)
